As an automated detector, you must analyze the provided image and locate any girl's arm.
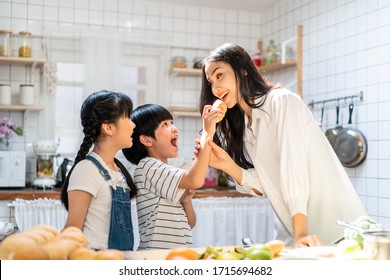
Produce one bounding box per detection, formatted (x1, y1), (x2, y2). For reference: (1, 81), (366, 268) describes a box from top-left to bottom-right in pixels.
(180, 189), (196, 228)
(62, 190), (92, 231)
(178, 105), (224, 189)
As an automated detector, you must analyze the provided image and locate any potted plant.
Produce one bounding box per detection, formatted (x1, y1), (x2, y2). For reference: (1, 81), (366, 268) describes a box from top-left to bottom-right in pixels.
(0, 117), (23, 150)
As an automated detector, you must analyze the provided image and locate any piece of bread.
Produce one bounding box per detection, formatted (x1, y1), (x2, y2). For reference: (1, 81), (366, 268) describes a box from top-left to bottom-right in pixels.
(265, 240), (285, 257)
(0, 234), (48, 260)
(69, 247), (97, 260)
(94, 249), (125, 260)
(60, 226), (89, 247)
(212, 99), (227, 122)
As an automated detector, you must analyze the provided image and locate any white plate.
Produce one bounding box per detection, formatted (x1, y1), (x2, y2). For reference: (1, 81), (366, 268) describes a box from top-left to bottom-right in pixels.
(279, 246), (338, 260)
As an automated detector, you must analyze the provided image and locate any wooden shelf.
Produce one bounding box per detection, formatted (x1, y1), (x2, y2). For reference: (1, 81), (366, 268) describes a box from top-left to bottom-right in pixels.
(0, 56), (46, 66)
(0, 105), (44, 111)
(257, 60), (296, 72)
(169, 67), (202, 76)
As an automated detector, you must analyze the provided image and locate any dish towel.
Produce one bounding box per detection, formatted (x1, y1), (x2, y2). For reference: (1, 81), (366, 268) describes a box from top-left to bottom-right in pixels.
(0, 221), (15, 240)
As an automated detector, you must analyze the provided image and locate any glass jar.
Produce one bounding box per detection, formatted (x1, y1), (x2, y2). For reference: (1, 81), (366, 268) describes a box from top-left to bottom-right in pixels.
(20, 84), (35, 105)
(0, 84), (12, 105)
(172, 56), (187, 68)
(18, 31), (32, 58)
(0, 30), (12, 57)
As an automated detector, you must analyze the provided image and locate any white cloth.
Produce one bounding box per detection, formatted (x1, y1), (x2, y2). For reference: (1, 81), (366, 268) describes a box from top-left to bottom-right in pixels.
(191, 197), (274, 247)
(236, 88), (367, 245)
(13, 198), (66, 232)
(134, 157), (192, 250)
(69, 152), (130, 250)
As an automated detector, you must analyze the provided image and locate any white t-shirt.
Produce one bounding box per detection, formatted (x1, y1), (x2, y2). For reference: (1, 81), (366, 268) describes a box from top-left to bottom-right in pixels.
(133, 157), (192, 250)
(68, 152), (127, 249)
(236, 88), (367, 245)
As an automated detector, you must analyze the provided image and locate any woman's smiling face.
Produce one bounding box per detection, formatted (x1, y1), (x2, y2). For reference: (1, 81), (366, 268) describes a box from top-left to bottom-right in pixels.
(204, 61), (240, 109)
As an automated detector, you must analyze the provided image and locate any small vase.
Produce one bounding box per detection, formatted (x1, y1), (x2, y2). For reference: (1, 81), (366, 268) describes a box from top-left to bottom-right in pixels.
(0, 141), (9, 151)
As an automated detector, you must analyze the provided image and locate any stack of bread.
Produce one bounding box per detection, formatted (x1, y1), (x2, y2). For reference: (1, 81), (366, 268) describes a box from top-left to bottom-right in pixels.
(0, 224), (125, 260)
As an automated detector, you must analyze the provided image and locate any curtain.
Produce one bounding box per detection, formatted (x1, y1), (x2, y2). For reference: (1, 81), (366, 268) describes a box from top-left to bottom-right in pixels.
(191, 197), (275, 247)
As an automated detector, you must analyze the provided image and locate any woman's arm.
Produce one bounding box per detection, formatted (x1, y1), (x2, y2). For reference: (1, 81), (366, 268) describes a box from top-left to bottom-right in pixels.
(292, 213), (323, 247)
(180, 189), (196, 228)
(62, 190), (92, 231)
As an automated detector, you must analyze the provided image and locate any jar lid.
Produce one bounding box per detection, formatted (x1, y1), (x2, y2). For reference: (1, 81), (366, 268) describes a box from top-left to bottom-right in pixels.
(0, 30), (12, 34)
(19, 31), (32, 36)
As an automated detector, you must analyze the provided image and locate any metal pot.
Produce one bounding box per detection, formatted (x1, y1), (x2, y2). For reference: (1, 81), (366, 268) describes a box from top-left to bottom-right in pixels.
(56, 158), (73, 187)
(363, 231), (390, 260)
(332, 103), (368, 167)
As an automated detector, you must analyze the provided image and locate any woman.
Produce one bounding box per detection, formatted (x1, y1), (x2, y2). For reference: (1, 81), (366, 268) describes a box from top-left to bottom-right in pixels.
(60, 90), (137, 250)
(199, 43), (367, 247)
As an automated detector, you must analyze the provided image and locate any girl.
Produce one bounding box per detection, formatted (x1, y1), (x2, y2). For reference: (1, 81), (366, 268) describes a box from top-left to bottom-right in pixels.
(60, 90), (137, 250)
(199, 43), (367, 247)
(122, 104), (223, 250)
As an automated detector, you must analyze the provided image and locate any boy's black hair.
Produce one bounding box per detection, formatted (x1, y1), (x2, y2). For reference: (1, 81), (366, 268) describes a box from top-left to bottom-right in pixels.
(122, 104), (173, 165)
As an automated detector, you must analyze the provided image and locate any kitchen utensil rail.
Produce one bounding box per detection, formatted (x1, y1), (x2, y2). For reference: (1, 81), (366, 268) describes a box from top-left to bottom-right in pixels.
(308, 91), (363, 108)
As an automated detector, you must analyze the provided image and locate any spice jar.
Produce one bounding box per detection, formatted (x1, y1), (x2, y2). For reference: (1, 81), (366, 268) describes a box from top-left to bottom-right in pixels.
(0, 30), (12, 57)
(20, 84), (35, 105)
(18, 31), (32, 58)
(172, 56), (187, 68)
(0, 84), (12, 105)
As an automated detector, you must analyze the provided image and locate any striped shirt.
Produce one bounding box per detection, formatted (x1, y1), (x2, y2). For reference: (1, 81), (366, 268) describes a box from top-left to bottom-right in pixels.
(133, 157), (193, 250)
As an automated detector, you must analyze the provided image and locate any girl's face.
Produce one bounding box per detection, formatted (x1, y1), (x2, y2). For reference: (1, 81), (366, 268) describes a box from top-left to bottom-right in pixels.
(116, 116), (136, 149)
(149, 119), (179, 163)
(204, 61), (241, 109)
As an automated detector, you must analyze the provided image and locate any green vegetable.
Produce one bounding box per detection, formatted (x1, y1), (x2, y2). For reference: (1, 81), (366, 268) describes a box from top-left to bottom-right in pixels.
(344, 215), (384, 249)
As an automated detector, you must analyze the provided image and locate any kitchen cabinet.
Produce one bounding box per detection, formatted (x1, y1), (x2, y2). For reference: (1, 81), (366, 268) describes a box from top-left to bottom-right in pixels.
(168, 25), (303, 116)
(0, 56), (46, 112)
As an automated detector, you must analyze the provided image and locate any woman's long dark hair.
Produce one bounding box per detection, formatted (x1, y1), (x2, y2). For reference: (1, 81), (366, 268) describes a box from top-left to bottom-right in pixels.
(60, 90), (137, 210)
(122, 104), (173, 165)
(199, 43), (276, 169)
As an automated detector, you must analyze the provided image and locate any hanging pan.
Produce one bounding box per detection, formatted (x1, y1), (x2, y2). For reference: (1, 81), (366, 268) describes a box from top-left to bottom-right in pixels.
(333, 103), (368, 167)
(325, 104), (343, 146)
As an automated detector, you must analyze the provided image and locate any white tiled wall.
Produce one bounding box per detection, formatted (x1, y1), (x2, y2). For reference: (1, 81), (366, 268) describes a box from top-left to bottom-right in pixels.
(1, 0), (389, 228)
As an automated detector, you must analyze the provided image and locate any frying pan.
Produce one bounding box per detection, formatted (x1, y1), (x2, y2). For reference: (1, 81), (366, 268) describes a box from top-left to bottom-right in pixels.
(325, 104), (343, 146)
(333, 103), (367, 167)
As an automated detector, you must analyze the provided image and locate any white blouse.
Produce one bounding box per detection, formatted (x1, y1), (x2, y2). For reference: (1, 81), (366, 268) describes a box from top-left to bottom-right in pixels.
(236, 88), (367, 245)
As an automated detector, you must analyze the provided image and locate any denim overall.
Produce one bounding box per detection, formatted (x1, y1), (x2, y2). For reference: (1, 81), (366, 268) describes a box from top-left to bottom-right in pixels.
(85, 155), (134, 251)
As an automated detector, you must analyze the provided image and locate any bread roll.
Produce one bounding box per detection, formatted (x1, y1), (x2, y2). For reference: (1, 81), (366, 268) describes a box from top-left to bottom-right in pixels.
(265, 240), (285, 257)
(69, 247), (97, 260)
(0, 234), (48, 260)
(212, 99), (227, 122)
(60, 226), (88, 247)
(94, 249), (125, 260)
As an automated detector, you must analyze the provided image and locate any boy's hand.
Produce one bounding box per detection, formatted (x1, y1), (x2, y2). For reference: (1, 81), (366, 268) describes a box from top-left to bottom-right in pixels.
(180, 189), (195, 204)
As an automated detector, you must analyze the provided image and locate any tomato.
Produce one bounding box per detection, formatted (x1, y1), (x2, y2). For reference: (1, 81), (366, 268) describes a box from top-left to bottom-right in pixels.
(165, 248), (199, 260)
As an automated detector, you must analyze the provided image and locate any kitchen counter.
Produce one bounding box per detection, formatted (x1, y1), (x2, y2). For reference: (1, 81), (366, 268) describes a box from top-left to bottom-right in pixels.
(0, 186), (251, 200)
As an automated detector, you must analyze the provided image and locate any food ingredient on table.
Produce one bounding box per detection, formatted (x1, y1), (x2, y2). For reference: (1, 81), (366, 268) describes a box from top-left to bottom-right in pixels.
(165, 248), (199, 260)
(0, 224), (124, 260)
(344, 215), (384, 248)
(336, 239), (362, 260)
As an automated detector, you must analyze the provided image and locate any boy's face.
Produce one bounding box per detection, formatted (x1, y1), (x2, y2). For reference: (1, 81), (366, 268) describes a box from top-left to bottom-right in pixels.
(147, 119), (179, 163)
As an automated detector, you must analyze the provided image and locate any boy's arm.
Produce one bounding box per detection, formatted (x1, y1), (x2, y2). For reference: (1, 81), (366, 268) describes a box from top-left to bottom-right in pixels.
(178, 105), (223, 189)
(180, 189), (196, 228)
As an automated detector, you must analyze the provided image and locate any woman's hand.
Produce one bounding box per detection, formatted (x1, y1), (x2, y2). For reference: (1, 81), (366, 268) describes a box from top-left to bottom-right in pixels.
(294, 235), (323, 248)
(202, 105), (224, 137)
